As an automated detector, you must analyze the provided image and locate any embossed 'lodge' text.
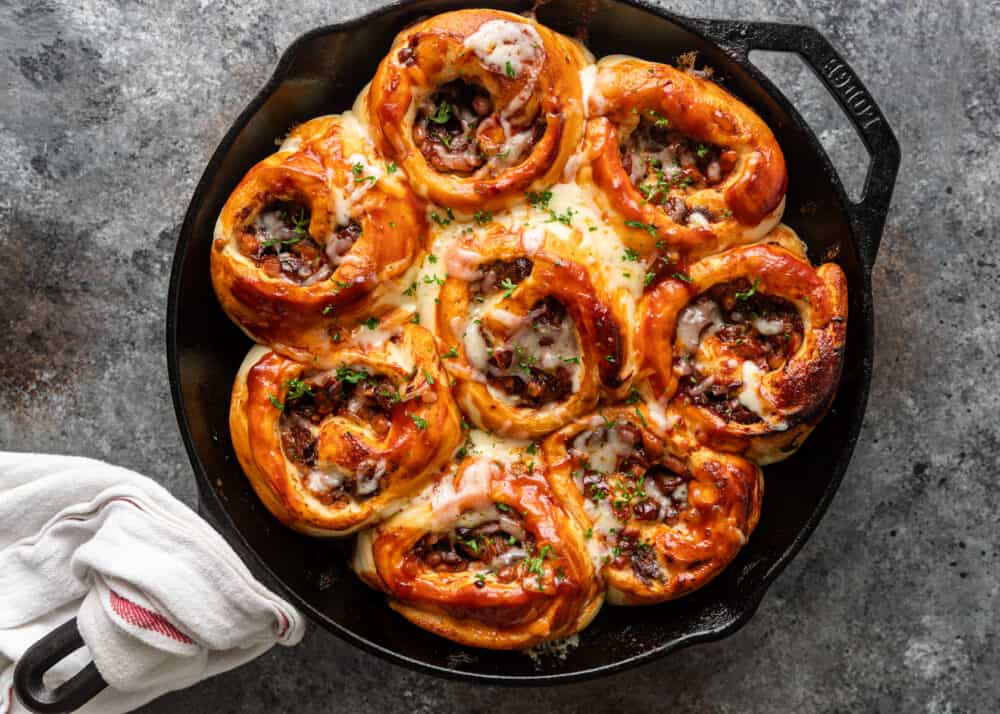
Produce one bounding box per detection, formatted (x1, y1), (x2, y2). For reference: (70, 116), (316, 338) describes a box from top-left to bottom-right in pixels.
(823, 58), (882, 129)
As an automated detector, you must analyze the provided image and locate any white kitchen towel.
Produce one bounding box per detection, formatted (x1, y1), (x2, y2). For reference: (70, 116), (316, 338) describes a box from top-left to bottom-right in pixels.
(0, 452), (305, 714)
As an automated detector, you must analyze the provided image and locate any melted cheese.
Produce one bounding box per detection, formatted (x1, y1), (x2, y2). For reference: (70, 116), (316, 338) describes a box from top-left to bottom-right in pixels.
(676, 300), (724, 355)
(738, 361), (788, 430)
(429, 456), (497, 528)
(464, 20), (543, 80)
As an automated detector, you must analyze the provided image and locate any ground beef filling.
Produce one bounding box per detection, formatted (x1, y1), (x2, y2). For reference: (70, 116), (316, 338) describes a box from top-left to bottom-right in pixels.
(278, 369), (400, 502)
(677, 280), (803, 423)
(412, 517), (535, 586)
(238, 200), (360, 284)
(576, 425), (693, 582)
(486, 297), (575, 408)
(414, 80), (494, 174)
(620, 118), (737, 225)
(413, 80), (544, 176)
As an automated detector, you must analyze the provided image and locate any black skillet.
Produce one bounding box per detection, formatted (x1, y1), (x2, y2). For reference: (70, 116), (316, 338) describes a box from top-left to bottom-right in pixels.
(14, 0), (899, 709)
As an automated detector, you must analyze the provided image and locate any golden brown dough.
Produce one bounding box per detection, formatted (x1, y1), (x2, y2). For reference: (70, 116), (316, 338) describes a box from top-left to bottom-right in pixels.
(584, 56), (787, 259)
(229, 324), (461, 535)
(211, 115), (425, 361)
(353, 453), (602, 648)
(434, 224), (629, 439)
(543, 407), (762, 604)
(637, 233), (848, 463)
(366, 9), (589, 211)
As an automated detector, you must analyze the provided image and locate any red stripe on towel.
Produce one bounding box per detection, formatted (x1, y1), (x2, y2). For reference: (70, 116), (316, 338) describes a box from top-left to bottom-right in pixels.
(109, 591), (194, 644)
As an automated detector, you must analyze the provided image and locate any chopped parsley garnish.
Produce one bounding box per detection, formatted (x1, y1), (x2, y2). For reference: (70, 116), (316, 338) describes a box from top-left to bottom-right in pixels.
(600, 413), (617, 429)
(322, 305), (335, 315)
(495, 502), (511, 512)
(625, 388), (641, 404)
(284, 378), (314, 400)
(584, 527), (593, 539)
(427, 253), (438, 264)
(409, 312), (420, 324)
(622, 248), (640, 262)
(526, 189), (552, 209)
(386, 162), (397, 174)
(561, 355), (581, 364)
(410, 413), (429, 430)
(547, 207), (574, 226)
(423, 369), (435, 385)
(648, 109), (670, 128)
(429, 101), (452, 124)
(644, 271), (656, 287)
(624, 219), (658, 238)
(635, 407), (648, 427)
(505, 60), (516, 79)
(525, 442), (538, 455)
(473, 210), (493, 225)
(402, 281), (418, 297)
(260, 234), (302, 250)
(500, 278), (517, 298)
(734, 277), (761, 301)
(361, 316), (380, 330)
(442, 346), (459, 359)
(696, 144), (709, 158)
(672, 272), (693, 284)
(336, 366), (370, 384)
(268, 395), (284, 410)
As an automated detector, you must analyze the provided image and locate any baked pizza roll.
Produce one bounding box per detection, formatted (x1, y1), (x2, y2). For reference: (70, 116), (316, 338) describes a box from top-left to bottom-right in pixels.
(366, 9), (589, 211)
(435, 225), (628, 439)
(353, 453), (602, 649)
(543, 408), (762, 605)
(212, 114), (425, 360)
(638, 237), (848, 463)
(229, 324), (461, 535)
(584, 56), (786, 257)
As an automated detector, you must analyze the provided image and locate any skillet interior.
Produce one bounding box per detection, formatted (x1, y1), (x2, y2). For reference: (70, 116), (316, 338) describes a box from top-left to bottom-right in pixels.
(167, 0), (874, 682)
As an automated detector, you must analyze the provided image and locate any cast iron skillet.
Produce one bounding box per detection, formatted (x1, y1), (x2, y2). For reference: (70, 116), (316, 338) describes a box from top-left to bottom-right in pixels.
(15, 0), (899, 709)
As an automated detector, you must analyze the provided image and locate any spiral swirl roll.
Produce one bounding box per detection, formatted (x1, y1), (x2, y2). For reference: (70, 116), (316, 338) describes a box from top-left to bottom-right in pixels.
(353, 453), (602, 648)
(543, 407), (762, 604)
(638, 236), (848, 463)
(230, 324), (461, 535)
(435, 225), (629, 439)
(212, 114), (425, 360)
(584, 56), (787, 257)
(366, 9), (589, 211)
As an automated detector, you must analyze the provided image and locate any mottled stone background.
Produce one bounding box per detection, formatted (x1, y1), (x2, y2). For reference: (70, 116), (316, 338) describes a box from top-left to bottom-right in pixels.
(1, 0), (996, 712)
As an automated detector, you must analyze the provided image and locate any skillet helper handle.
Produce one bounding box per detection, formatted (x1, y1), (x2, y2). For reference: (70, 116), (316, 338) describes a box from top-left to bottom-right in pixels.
(692, 18), (901, 269)
(13, 617), (108, 713)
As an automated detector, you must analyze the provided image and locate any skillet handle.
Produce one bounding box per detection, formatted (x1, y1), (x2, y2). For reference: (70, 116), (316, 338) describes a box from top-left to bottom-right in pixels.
(13, 618), (108, 713)
(691, 19), (900, 269)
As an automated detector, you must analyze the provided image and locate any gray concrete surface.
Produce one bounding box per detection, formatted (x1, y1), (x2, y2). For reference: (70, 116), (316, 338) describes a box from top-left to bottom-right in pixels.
(1, 0), (997, 711)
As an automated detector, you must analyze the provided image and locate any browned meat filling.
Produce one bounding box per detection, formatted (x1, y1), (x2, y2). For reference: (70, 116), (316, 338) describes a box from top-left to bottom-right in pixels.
(479, 257), (533, 295)
(486, 297), (575, 408)
(412, 514), (536, 586)
(677, 280), (803, 423)
(620, 117), (737, 224)
(578, 425), (690, 521)
(414, 80), (494, 174)
(278, 367), (401, 502)
(237, 200), (361, 284)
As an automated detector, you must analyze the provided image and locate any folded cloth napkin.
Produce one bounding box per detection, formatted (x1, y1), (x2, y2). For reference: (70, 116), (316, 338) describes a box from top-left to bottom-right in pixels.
(0, 452), (305, 714)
